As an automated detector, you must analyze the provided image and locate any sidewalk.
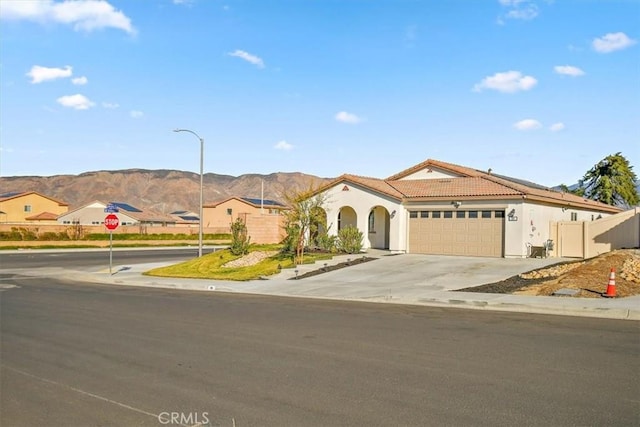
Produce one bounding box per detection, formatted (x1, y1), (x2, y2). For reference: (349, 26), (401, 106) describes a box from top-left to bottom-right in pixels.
(60, 251), (640, 321)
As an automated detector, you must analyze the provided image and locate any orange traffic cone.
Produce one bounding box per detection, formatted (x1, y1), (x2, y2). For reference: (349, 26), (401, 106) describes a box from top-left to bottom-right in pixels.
(604, 267), (616, 298)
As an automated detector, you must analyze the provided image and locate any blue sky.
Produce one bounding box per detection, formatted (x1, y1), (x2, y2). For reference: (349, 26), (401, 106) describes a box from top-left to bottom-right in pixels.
(1, 0), (638, 187)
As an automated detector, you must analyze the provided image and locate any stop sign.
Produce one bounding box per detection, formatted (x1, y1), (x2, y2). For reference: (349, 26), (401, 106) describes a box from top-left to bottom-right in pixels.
(104, 214), (119, 230)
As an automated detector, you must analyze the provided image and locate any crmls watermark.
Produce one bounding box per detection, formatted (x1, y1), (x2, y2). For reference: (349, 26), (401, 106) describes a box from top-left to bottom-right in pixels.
(158, 411), (210, 425)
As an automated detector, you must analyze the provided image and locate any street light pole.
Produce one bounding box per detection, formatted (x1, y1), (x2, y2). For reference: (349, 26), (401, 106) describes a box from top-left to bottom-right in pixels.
(173, 128), (204, 257)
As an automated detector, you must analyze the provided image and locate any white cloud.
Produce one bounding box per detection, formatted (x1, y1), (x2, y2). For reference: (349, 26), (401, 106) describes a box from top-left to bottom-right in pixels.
(56, 94), (95, 110)
(549, 122), (565, 132)
(513, 119), (542, 130)
(335, 111), (362, 124)
(102, 102), (119, 109)
(498, 0), (539, 22)
(274, 140), (293, 151)
(592, 32), (637, 53)
(554, 65), (585, 77)
(27, 65), (72, 83)
(228, 50), (265, 68)
(0, 0), (136, 35)
(473, 71), (537, 93)
(72, 76), (88, 85)
(130, 110), (144, 118)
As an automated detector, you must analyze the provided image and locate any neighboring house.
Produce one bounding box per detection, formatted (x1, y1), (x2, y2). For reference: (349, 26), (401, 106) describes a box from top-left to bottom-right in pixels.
(0, 191), (68, 224)
(202, 197), (287, 229)
(169, 210), (200, 228)
(314, 159), (622, 258)
(57, 201), (176, 227)
(203, 196), (288, 243)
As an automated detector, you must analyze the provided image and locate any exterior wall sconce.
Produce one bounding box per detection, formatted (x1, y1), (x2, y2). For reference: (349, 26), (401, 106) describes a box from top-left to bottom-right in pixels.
(451, 201), (462, 208)
(390, 210), (396, 218)
(507, 209), (518, 221)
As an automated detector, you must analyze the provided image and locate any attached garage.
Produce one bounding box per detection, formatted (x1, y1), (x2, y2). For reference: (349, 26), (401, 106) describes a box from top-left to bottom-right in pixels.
(408, 210), (505, 257)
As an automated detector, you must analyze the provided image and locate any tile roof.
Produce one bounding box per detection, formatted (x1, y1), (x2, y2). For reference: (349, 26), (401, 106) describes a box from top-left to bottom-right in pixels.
(319, 174), (404, 200)
(0, 191), (68, 206)
(318, 159), (622, 213)
(205, 196), (287, 209)
(389, 177), (523, 198)
(25, 212), (60, 221)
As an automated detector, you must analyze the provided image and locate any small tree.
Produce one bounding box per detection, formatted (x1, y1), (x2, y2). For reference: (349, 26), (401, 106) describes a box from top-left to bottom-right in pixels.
(229, 217), (251, 256)
(281, 185), (329, 264)
(337, 225), (363, 254)
(579, 152), (639, 207)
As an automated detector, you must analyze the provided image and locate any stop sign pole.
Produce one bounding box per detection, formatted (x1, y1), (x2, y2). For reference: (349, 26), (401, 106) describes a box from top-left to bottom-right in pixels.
(104, 213), (120, 274)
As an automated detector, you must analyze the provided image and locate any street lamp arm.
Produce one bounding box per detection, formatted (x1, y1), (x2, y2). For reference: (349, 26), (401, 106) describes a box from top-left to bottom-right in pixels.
(174, 128), (203, 141)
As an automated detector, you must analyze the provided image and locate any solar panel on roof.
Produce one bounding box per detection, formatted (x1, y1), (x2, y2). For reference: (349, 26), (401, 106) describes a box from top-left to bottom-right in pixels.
(0, 191), (24, 198)
(492, 173), (552, 191)
(242, 197), (283, 206)
(110, 202), (142, 212)
(171, 210), (188, 215)
(179, 215), (199, 221)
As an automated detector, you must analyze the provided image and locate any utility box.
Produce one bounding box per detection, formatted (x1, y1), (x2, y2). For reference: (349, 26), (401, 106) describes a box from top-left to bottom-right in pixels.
(529, 246), (545, 258)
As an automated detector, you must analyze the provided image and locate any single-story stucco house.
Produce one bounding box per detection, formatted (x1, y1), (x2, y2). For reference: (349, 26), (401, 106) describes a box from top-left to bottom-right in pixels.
(57, 201), (176, 227)
(314, 159), (622, 258)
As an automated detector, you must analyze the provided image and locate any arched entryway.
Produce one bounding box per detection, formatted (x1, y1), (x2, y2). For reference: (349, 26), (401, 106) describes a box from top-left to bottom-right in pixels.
(337, 206), (357, 230)
(367, 206), (390, 249)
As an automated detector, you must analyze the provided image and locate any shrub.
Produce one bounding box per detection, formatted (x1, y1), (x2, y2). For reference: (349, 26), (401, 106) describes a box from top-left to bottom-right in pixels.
(229, 217), (251, 256)
(315, 232), (338, 253)
(39, 232), (70, 241)
(337, 225), (363, 254)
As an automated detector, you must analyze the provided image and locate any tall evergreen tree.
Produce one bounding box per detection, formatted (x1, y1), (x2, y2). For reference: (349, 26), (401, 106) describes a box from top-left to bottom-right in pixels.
(580, 152), (639, 207)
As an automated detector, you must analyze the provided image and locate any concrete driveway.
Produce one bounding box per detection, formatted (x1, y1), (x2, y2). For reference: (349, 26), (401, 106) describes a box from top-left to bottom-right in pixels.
(203, 251), (565, 301)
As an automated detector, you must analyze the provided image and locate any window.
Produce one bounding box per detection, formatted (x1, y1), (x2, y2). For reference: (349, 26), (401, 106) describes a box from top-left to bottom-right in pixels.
(482, 211), (491, 219)
(468, 211), (478, 218)
(420, 211), (429, 218)
(409, 211), (418, 218)
(226, 208), (233, 215)
(443, 211), (453, 218)
(571, 212), (578, 221)
(24, 205), (32, 212)
(368, 211), (375, 232)
(495, 211), (505, 218)
(456, 211), (465, 219)
(432, 211), (441, 218)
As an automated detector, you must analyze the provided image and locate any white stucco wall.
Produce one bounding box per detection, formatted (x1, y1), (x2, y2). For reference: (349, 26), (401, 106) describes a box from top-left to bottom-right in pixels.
(399, 167), (461, 180)
(321, 183), (403, 251)
(505, 201), (614, 258)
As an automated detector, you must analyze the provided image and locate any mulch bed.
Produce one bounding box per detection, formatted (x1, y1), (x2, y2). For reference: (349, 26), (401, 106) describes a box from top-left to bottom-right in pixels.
(454, 275), (551, 294)
(289, 256), (377, 280)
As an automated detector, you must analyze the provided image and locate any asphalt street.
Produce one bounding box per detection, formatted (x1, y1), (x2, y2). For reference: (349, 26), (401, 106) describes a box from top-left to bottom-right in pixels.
(1, 247), (219, 270)
(1, 273), (638, 427)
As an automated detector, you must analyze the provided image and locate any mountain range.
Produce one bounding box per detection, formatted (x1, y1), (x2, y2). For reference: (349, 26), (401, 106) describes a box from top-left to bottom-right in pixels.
(0, 169), (334, 213)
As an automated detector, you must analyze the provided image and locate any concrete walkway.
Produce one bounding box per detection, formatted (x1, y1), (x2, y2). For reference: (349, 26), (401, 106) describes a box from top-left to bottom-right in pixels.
(46, 249), (640, 321)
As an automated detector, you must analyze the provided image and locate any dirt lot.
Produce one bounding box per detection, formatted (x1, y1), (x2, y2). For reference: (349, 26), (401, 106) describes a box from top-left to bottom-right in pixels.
(459, 249), (640, 298)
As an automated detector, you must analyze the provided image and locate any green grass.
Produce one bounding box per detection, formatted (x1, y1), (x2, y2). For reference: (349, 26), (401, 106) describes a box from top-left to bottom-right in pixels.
(144, 244), (334, 281)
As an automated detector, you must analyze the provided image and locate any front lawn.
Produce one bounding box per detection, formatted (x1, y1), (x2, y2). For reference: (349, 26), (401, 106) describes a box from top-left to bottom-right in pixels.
(144, 244), (334, 281)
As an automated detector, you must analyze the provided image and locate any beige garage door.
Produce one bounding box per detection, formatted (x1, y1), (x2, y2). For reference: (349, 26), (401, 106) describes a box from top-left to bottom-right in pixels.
(408, 210), (504, 257)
